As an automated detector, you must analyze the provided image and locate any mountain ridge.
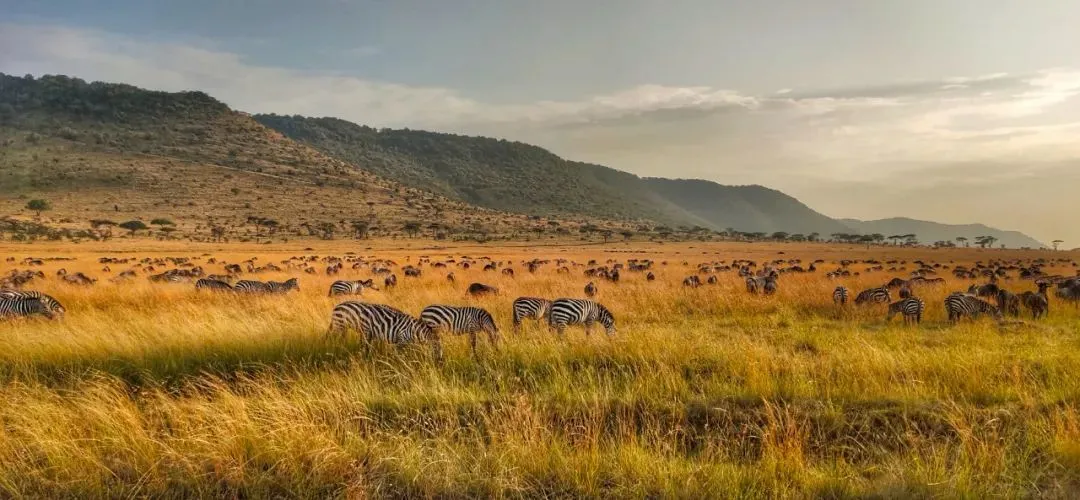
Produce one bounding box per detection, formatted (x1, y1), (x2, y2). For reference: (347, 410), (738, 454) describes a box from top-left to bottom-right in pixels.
(840, 217), (1045, 249)
(0, 72), (1047, 246)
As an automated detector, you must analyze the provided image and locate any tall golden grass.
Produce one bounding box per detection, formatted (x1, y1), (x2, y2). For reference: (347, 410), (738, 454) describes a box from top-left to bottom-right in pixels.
(0, 241), (1078, 498)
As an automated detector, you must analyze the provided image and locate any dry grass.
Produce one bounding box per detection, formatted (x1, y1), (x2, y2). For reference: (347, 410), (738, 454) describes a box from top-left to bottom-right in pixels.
(0, 240), (1078, 498)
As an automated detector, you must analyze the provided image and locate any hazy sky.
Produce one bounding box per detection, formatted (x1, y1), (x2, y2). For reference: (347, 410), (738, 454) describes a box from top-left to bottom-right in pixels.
(2, 0), (1078, 245)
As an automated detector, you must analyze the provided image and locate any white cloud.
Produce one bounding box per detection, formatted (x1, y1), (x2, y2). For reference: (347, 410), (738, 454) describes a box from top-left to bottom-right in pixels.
(2, 22), (1079, 244)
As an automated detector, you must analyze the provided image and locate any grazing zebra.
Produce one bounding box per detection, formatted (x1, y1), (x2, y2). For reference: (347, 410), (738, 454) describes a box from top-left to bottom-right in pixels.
(854, 286), (891, 305)
(548, 298), (616, 337)
(328, 279), (375, 297)
(945, 293), (1002, 323)
(996, 289), (1021, 317)
(584, 281), (598, 297)
(446, 272), (456, 283)
(512, 297), (552, 333)
(0, 297), (56, 320)
(745, 277), (761, 294)
(384, 274), (398, 289)
(0, 289), (65, 316)
(195, 278), (233, 292)
(420, 305), (499, 355)
(646, 272), (656, 281)
(887, 297), (925, 325)
(1018, 282), (1050, 319)
(328, 301), (440, 359)
(683, 275), (702, 288)
(832, 286), (849, 305)
(234, 278), (299, 294)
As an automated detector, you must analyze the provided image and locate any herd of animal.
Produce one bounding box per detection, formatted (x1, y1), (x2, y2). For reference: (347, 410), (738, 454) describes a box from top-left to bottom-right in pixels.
(2, 253), (1079, 357)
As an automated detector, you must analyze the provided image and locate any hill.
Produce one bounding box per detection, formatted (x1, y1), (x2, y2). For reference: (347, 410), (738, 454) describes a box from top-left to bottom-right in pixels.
(840, 217), (1046, 249)
(0, 73), (612, 242)
(642, 178), (851, 235)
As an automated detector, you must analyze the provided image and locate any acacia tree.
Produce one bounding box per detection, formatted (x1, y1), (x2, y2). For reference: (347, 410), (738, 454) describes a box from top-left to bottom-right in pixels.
(26, 199), (50, 217)
(956, 236), (969, 248)
(402, 221), (421, 238)
(119, 220), (148, 236)
(1052, 239), (1064, 251)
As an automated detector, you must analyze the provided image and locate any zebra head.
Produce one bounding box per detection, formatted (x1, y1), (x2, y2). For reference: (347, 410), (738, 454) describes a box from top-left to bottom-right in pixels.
(479, 310), (499, 336)
(597, 304), (616, 337)
(282, 278), (299, 291)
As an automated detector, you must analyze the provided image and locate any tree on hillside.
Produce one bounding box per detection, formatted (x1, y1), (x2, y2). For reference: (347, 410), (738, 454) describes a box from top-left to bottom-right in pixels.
(210, 225), (227, 242)
(620, 230), (634, 241)
(26, 199), (50, 217)
(315, 221), (336, 240)
(402, 221), (422, 238)
(150, 218), (174, 227)
(350, 220), (369, 239)
(601, 229), (614, 242)
(1052, 239), (1064, 251)
(119, 220), (148, 236)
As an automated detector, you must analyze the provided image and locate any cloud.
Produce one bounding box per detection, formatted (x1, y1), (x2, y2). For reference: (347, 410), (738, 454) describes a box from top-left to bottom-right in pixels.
(2, 22), (1079, 244)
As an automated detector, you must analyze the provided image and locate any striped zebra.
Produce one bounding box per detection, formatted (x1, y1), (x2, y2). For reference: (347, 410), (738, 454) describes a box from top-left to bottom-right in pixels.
(548, 298), (616, 337)
(328, 301), (440, 359)
(887, 297), (925, 325)
(328, 279), (375, 297)
(832, 286), (849, 305)
(512, 297), (552, 333)
(420, 305), (499, 355)
(584, 281), (598, 297)
(854, 286), (891, 305)
(0, 289), (65, 316)
(234, 278), (299, 294)
(745, 277), (761, 294)
(195, 278), (233, 292)
(0, 297), (57, 320)
(945, 293), (1002, 323)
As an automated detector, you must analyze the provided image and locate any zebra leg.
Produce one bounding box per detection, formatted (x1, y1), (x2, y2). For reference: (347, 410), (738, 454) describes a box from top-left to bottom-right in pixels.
(470, 331), (478, 358)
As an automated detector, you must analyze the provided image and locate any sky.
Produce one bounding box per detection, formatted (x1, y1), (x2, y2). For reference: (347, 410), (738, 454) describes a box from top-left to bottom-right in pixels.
(2, 0), (1078, 246)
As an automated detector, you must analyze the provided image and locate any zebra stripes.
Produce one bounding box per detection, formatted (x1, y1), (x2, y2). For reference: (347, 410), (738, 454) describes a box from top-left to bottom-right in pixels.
(512, 297), (552, 333)
(328, 301), (440, 359)
(832, 286), (849, 305)
(887, 297), (925, 324)
(420, 305), (499, 355)
(234, 278), (299, 294)
(328, 279), (375, 297)
(0, 289), (65, 316)
(0, 297), (57, 320)
(548, 298), (616, 337)
(854, 286), (891, 305)
(195, 278), (233, 291)
(945, 293), (1002, 323)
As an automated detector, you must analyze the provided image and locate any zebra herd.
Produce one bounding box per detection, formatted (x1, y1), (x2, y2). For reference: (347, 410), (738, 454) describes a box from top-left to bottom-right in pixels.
(832, 277), (1064, 325)
(327, 297), (617, 359)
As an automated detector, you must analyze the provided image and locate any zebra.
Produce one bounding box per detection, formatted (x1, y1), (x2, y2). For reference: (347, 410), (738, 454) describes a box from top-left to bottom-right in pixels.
(420, 305), (499, 355)
(683, 275), (701, 288)
(548, 298), (616, 337)
(832, 286), (849, 305)
(584, 281), (598, 297)
(0, 297), (57, 320)
(887, 297), (925, 325)
(195, 278), (233, 292)
(854, 286), (891, 305)
(328, 301), (440, 359)
(0, 289), (65, 316)
(945, 293), (1002, 323)
(328, 279), (375, 297)
(745, 277), (761, 294)
(512, 297), (552, 333)
(467, 283), (498, 297)
(234, 278), (299, 294)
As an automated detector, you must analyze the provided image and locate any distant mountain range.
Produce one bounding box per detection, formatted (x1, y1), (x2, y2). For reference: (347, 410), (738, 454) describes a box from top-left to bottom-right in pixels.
(840, 218), (1045, 249)
(0, 72), (1046, 247)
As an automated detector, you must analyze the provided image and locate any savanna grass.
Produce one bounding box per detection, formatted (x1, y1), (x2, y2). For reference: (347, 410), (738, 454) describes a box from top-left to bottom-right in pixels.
(0, 241), (1078, 498)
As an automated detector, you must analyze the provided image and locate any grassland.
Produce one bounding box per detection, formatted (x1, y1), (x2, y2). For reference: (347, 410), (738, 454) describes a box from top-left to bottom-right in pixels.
(1, 240), (1079, 498)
